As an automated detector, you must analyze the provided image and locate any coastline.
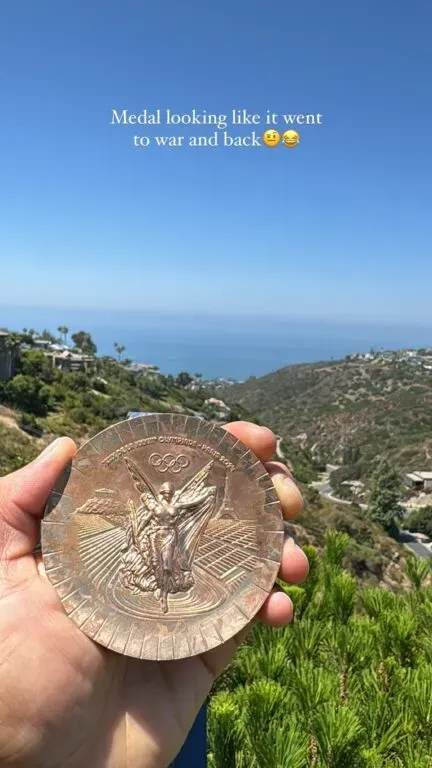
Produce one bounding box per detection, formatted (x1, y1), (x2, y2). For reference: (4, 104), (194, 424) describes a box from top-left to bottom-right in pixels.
(4, 307), (432, 379)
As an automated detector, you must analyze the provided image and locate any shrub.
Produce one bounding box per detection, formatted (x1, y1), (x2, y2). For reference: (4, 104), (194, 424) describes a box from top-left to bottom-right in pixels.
(406, 506), (432, 539)
(208, 535), (432, 766)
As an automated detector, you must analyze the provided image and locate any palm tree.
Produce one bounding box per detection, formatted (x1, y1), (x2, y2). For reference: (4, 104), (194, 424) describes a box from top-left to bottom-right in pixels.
(58, 326), (69, 346)
(113, 343), (126, 362)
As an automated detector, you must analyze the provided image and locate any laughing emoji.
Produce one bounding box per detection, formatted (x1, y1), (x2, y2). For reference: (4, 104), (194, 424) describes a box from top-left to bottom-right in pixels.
(282, 130), (300, 148)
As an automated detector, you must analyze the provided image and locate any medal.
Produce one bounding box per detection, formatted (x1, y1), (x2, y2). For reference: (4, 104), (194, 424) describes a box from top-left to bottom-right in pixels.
(41, 414), (283, 660)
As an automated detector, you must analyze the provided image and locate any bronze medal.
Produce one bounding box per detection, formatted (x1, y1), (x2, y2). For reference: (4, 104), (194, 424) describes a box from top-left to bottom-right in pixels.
(41, 414), (283, 660)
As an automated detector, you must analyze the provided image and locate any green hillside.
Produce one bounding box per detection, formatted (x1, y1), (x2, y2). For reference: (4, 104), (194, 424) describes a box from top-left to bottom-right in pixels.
(223, 352), (432, 478)
(0, 340), (415, 587)
(1, 337), (431, 766)
(0, 345), (248, 474)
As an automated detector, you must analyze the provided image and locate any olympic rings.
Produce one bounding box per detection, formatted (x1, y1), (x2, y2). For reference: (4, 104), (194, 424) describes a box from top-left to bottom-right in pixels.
(149, 452), (190, 473)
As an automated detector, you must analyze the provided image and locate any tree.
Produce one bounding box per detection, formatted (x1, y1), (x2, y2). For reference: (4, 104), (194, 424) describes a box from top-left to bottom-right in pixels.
(40, 329), (58, 343)
(18, 349), (54, 382)
(176, 371), (193, 387)
(330, 464), (362, 497)
(113, 343), (125, 362)
(5, 374), (50, 416)
(57, 326), (69, 346)
(4, 332), (22, 351)
(20, 330), (35, 345)
(406, 505), (432, 540)
(71, 331), (97, 356)
(367, 458), (404, 536)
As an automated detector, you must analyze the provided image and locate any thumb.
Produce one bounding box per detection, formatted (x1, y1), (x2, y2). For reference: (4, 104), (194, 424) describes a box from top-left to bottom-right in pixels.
(0, 437), (76, 560)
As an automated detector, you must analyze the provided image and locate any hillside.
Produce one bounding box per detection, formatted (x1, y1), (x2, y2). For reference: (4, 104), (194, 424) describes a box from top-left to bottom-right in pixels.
(0, 337), (417, 589)
(0, 332), (313, 482)
(0, 347), (249, 474)
(286, 488), (408, 591)
(223, 351), (432, 478)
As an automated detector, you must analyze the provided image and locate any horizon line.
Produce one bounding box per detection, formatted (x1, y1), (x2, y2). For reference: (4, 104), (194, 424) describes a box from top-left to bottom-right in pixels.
(2, 304), (432, 329)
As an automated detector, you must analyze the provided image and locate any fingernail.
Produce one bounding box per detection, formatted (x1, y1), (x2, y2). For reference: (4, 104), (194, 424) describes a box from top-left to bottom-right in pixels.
(37, 438), (62, 460)
(250, 423), (267, 435)
(285, 536), (297, 551)
(273, 470), (295, 487)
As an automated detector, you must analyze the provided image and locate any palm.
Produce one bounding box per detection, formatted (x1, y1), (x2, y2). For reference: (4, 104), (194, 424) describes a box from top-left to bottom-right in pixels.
(1, 551), (236, 767)
(0, 424), (306, 768)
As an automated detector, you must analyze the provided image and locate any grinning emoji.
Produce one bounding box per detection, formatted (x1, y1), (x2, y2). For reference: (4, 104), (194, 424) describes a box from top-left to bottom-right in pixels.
(282, 130), (300, 148)
(262, 130), (281, 147)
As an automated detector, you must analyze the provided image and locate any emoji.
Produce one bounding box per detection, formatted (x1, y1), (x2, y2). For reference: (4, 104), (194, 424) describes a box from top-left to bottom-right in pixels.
(282, 130), (300, 148)
(262, 130), (281, 147)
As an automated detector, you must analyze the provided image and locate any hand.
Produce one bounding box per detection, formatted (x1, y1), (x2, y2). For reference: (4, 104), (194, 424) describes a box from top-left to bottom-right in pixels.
(0, 421), (307, 768)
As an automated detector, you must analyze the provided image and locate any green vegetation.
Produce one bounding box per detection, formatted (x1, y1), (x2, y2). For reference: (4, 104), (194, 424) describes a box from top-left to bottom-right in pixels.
(0, 423), (38, 475)
(2, 333), (431, 764)
(208, 532), (432, 767)
(224, 356), (432, 481)
(292, 491), (407, 589)
(0, 349), (210, 443)
(406, 506), (432, 539)
(367, 459), (404, 537)
(330, 464), (363, 500)
(0, 334), (412, 588)
(279, 438), (318, 484)
(57, 326), (69, 345)
(0, 332), (252, 474)
(71, 330), (97, 355)
(113, 342), (126, 361)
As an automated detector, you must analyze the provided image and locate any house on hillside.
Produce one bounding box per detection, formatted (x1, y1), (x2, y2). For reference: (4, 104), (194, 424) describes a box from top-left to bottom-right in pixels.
(33, 338), (52, 350)
(204, 397), (230, 419)
(46, 350), (97, 374)
(126, 362), (160, 377)
(341, 480), (365, 497)
(404, 471), (432, 491)
(0, 331), (19, 381)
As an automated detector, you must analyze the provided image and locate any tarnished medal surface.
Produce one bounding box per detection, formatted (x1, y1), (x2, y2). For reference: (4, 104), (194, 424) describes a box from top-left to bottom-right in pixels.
(41, 414), (283, 660)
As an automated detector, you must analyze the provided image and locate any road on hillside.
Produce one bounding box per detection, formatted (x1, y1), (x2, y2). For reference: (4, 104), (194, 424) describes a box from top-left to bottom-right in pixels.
(275, 439), (432, 562)
(318, 483), (368, 510)
(398, 531), (432, 559)
(315, 479), (432, 560)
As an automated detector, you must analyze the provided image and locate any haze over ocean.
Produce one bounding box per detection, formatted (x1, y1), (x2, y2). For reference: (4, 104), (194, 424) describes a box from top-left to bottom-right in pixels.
(2, 306), (432, 380)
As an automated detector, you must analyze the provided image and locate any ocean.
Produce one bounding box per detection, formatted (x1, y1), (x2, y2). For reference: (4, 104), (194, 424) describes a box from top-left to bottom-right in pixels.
(2, 306), (432, 380)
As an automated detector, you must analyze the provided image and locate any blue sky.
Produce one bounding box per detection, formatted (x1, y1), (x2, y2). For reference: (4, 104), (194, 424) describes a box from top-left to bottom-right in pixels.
(1, 0), (431, 322)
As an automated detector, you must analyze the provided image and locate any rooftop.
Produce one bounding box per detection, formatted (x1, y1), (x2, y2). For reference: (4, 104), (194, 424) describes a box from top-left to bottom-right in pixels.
(405, 472), (432, 482)
(127, 362), (159, 370)
(45, 350), (95, 362)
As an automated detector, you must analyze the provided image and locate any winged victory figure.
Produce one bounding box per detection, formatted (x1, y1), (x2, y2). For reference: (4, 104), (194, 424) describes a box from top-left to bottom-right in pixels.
(76, 457), (217, 613)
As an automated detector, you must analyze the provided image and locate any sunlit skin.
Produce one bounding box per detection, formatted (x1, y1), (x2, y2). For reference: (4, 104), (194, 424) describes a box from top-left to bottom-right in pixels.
(0, 421), (307, 768)
(282, 129), (300, 147)
(262, 129), (281, 147)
